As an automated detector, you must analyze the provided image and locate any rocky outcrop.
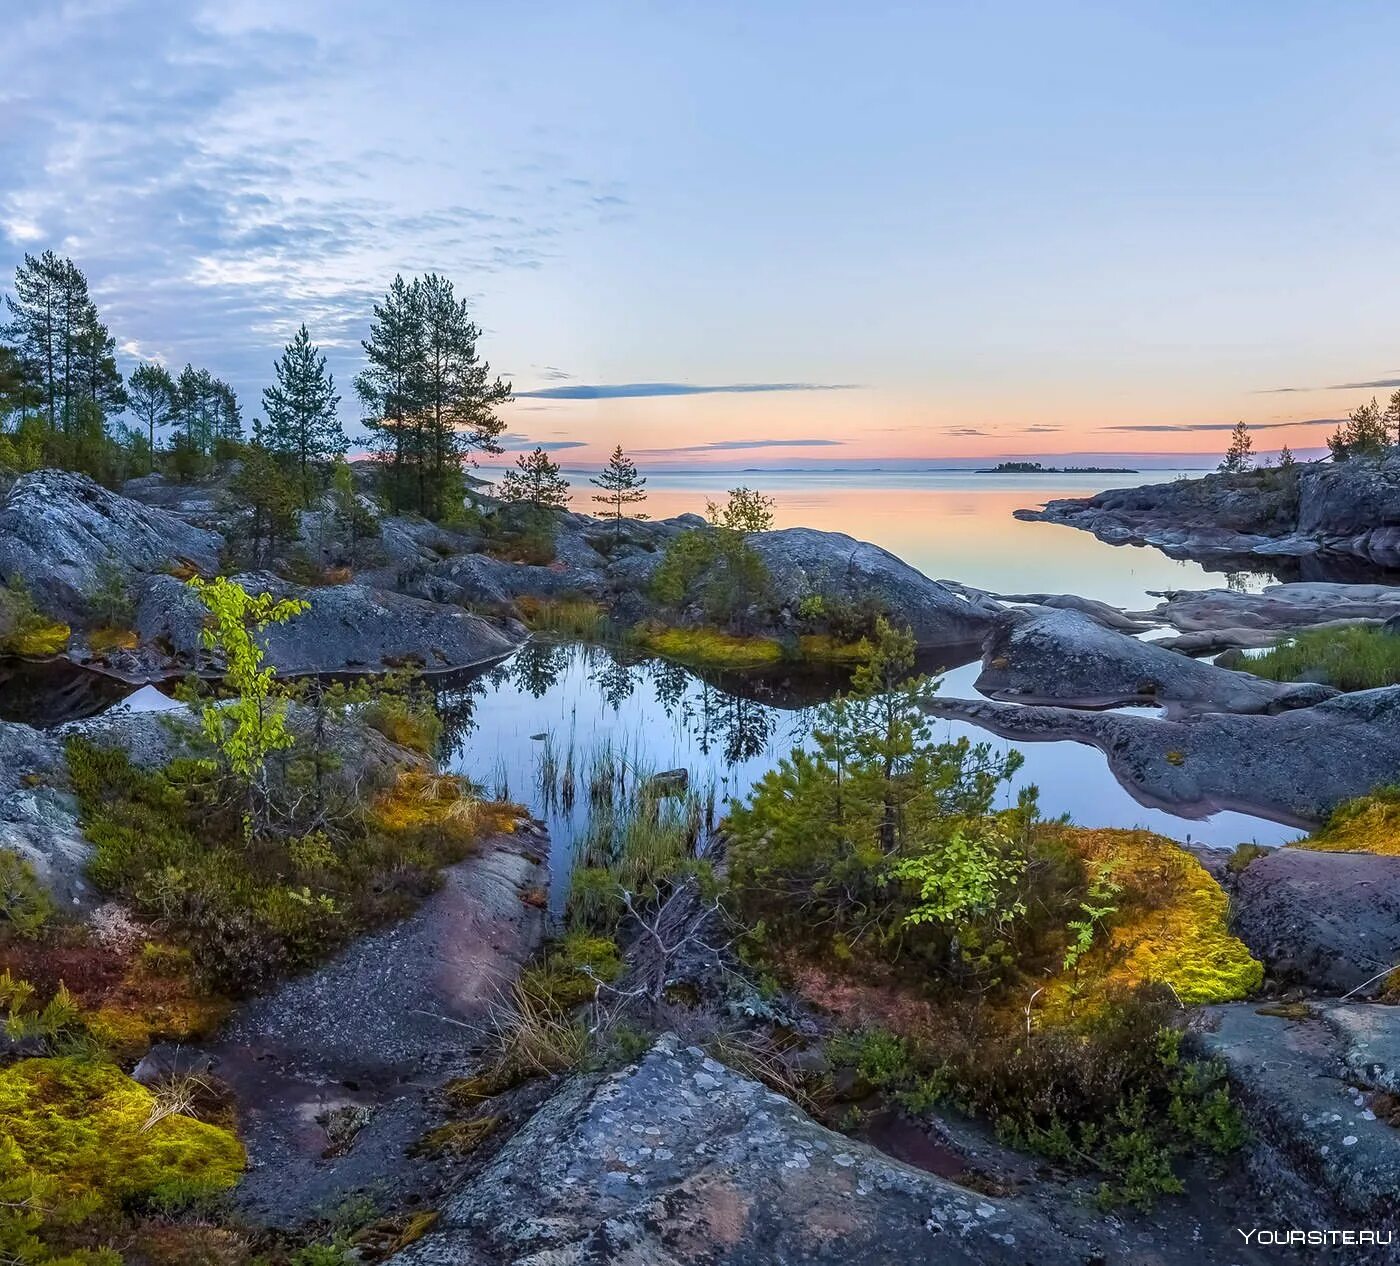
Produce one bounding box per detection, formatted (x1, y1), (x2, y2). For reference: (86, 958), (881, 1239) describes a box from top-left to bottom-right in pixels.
(199, 824), (548, 1225)
(1194, 1003), (1400, 1259)
(0, 469), (223, 620)
(1141, 583), (1400, 652)
(391, 1036), (1146, 1266)
(923, 687), (1400, 825)
(1018, 456), (1400, 565)
(125, 573), (522, 677)
(0, 720), (88, 909)
(976, 607), (1335, 713)
(1229, 849), (1400, 994)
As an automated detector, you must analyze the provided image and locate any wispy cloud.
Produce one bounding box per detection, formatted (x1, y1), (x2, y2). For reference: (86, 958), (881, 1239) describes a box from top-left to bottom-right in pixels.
(515, 381), (861, 400)
(1260, 373), (1400, 393)
(1100, 418), (1342, 433)
(633, 438), (846, 455)
(945, 427), (988, 437)
(497, 432), (587, 451)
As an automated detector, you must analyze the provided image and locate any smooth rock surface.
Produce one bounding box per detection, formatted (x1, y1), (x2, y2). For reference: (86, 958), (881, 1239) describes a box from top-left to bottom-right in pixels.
(1230, 849), (1400, 994)
(1195, 1002), (1400, 1256)
(976, 607), (1335, 712)
(392, 1036), (1123, 1266)
(924, 687), (1400, 825)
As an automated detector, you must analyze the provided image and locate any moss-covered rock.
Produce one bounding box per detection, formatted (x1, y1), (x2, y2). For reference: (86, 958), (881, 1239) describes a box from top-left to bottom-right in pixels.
(1295, 785), (1400, 855)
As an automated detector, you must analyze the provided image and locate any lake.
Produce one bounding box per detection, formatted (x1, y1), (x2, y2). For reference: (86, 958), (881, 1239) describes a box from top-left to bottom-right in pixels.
(563, 467), (1261, 610)
(6, 467), (1322, 905)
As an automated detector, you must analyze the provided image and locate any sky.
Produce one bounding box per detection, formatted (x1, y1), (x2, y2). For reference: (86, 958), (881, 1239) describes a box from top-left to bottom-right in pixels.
(3, 0), (1400, 470)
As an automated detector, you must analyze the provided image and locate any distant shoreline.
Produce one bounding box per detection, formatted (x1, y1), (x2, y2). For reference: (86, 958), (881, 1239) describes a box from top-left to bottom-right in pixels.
(975, 463), (1140, 475)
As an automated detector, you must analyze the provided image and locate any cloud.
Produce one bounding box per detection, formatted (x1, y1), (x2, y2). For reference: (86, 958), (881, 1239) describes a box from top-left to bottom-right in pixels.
(514, 381), (861, 400)
(1261, 373), (1400, 393)
(944, 427), (987, 437)
(497, 432), (587, 451)
(1019, 424), (1061, 433)
(632, 438), (846, 455)
(1100, 418), (1343, 433)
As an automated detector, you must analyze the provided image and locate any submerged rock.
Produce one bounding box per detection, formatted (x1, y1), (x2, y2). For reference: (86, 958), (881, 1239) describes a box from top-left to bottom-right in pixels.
(976, 607), (1335, 713)
(1229, 849), (1400, 995)
(923, 687), (1400, 825)
(0, 469), (223, 621)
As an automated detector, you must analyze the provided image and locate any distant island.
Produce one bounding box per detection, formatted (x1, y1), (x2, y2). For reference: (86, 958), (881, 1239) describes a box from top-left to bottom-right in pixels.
(976, 461), (1139, 474)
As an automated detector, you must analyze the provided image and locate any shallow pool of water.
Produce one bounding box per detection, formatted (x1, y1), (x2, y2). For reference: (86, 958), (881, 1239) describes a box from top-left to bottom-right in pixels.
(435, 644), (1302, 910)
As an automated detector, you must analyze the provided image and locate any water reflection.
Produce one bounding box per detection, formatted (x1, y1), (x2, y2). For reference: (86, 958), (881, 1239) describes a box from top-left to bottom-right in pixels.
(436, 643), (1303, 912)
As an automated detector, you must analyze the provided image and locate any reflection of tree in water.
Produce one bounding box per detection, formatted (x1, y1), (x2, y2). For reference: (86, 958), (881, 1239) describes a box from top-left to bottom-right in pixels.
(642, 663), (775, 765)
(431, 676), (487, 753)
(510, 642), (568, 697)
(591, 655), (636, 711)
(716, 691), (774, 763)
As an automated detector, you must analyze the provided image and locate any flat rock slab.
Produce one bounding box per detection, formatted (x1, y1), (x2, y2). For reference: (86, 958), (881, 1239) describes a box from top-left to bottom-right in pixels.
(1195, 1003), (1400, 1248)
(390, 1036), (1283, 1266)
(976, 607), (1334, 713)
(1230, 849), (1400, 995)
(924, 687), (1400, 826)
(192, 826), (548, 1226)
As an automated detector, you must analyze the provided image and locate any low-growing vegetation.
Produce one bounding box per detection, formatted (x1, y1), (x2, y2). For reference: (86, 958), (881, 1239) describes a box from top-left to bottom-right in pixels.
(1295, 785), (1400, 855)
(1243, 624), (1400, 691)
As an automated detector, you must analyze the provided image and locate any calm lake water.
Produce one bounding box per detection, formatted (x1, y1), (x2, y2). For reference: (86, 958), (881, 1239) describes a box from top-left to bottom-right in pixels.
(7, 469), (1320, 901)
(436, 643), (1302, 914)
(565, 467), (1249, 610)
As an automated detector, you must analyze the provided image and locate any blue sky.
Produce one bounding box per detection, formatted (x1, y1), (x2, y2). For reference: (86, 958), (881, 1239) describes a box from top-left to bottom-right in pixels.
(3, 1), (1399, 466)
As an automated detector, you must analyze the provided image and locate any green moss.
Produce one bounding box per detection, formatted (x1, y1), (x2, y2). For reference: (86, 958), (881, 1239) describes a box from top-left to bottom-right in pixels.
(1225, 842), (1270, 873)
(1295, 786), (1400, 856)
(0, 1057), (243, 1259)
(1044, 829), (1262, 1011)
(634, 623), (783, 668)
(520, 931), (622, 1009)
(1244, 625), (1400, 691)
(0, 580), (71, 657)
(410, 1115), (499, 1158)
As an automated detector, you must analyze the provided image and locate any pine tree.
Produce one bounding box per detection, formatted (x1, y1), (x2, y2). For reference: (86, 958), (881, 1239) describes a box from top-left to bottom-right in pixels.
(127, 363), (177, 470)
(356, 275), (424, 514)
(1278, 443), (1296, 469)
(589, 445), (648, 540)
(262, 324), (343, 500)
(498, 446), (571, 511)
(1219, 420), (1254, 474)
(229, 442), (302, 566)
(1328, 397), (1390, 461)
(1385, 389), (1400, 447)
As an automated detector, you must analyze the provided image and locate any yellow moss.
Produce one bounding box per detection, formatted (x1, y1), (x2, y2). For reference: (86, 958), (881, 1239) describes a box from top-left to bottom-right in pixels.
(4, 618), (71, 657)
(796, 633), (872, 663)
(1294, 787), (1400, 856)
(87, 626), (139, 654)
(0, 1057), (244, 1215)
(634, 623), (783, 668)
(370, 770), (483, 837)
(1044, 828), (1262, 1014)
(410, 1115), (499, 1158)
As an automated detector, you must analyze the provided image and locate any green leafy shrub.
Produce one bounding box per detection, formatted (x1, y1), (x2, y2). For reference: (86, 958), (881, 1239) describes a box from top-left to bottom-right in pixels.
(0, 851), (55, 937)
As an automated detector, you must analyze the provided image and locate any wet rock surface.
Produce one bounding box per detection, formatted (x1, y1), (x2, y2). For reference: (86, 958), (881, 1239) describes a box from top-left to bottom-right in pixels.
(1194, 1002), (1400, 1260)
(1229, 849), (1400, 995)
(194, 823), (548, 1226)
(976, 606), (1335, 712)
(923, 687), (1400, 825)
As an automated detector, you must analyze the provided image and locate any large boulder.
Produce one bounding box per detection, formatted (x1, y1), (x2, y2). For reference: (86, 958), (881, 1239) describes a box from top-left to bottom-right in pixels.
(1194, 1003), (1400, 1256)
(746, 527), (1001, 649)
(129, 573), (522, 676)
(0, 470), (223, 620)
(976, 607), (1335, 713)
(391, 1036), (1120, 1266)
(924, 687), (1400, 825)
(1229, 849), (1400, 994)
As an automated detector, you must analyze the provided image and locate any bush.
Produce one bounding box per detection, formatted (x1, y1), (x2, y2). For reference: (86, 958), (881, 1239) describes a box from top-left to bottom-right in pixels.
(0, 851), (55, 937)
(649, 527), (771, 628)
(0, 579), (70, 657)
(1298, 785), (1400, 855)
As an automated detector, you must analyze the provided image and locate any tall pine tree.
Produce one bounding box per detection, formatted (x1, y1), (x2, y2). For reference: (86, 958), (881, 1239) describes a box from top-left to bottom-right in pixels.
(498, 446), (571, 511)
(127, 363), (177, 469)
(262, 323), (344, 499)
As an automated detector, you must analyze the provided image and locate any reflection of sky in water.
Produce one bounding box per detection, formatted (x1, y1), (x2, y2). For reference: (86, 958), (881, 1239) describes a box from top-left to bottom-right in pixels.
(438, 644), (1303, 910)
(572, 470), (1262, 611)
